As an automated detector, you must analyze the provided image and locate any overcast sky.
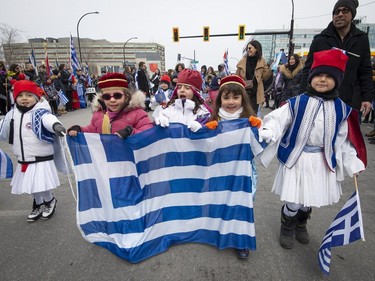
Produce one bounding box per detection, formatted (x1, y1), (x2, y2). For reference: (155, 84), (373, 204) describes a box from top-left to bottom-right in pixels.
(2, 0), (375, 71)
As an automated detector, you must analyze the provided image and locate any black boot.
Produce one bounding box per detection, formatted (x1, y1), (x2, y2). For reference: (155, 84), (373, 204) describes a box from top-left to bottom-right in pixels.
(295, 208), (312, 244)
(280, 206), (298, 249)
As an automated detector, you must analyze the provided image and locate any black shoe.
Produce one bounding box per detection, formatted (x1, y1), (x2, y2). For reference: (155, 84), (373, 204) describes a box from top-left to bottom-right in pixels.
(370, 139), (375, 144)
(236, 249), (249, 259)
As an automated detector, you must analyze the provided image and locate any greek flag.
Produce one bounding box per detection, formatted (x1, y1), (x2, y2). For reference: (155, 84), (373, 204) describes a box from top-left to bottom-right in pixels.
(77, 83), (87, 108)
(223, 49), (229, 75)
(70, 35), (81, 73)
(67, 119), (264, 263)
(57, 89), (69, 105)
(318, 191), (365, 275)
(0, 149), (13, 178)
(28, 48), (38, 76)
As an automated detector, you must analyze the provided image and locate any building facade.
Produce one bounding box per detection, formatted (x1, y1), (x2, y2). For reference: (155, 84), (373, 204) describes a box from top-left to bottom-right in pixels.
(2, 37), (165, 75)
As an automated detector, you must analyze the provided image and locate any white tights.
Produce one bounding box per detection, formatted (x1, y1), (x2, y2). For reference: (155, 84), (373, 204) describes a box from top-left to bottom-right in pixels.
(283, 202), (310, 217)
(32, 191), (53, 205)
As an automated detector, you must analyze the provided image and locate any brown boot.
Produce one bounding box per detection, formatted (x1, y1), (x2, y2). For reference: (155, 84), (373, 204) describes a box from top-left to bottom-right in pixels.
(365, 130), (375, 137)
(280, 206), (298, 249)
(295, 208), (312, 244)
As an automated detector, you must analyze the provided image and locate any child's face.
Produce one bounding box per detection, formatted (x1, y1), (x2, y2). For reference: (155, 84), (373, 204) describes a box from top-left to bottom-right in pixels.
(101, 89), (127, 112)
(177, 84), (194, 100)
(160, 82), (169, 90)
(221, 92), (242, 114)
(311, 74), (335, 93)
(16, 92), (37, 107)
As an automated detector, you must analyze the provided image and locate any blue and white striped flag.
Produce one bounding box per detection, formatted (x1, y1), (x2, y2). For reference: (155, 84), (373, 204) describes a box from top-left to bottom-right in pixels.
(318, 190), (365, 275)
(57, 89), (69, 105)
(0, 149), (13, 178)
(67, 119), (264, 263)
(223, 49), (229, 75)
(70, 35), (81, 73)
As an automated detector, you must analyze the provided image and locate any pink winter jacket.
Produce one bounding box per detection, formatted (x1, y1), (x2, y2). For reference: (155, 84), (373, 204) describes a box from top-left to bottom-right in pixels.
(80, 90), (153, 135)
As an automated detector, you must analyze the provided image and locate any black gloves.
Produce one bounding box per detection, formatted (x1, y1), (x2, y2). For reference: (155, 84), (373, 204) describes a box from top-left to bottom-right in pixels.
(116, 125), (133, 139)
(53, 123), (67, 137)
(67, 125), (81, 133)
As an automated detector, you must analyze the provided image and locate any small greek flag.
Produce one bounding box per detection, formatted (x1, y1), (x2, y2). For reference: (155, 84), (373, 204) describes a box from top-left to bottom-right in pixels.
(70, 35), (81, 73)
(318, 190), (365, 275)
(58, 89), (69, 105)
(0, 149), (13, 178)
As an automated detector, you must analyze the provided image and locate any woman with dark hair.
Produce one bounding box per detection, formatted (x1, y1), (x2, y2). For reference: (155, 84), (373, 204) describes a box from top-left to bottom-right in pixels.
(0, 61), (11, 114)
(236, 40), (272, 113)
(276, 54), (303, 105)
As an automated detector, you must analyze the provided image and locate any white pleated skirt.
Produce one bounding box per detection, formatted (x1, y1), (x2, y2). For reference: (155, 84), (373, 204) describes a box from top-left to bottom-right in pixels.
(271, 151), (342, 208)
(11, 160), (60, 195)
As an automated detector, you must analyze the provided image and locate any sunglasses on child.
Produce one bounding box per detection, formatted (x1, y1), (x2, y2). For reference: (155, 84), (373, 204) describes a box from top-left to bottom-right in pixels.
(101, 92), (124, 100)
(333, 7), (350, 15)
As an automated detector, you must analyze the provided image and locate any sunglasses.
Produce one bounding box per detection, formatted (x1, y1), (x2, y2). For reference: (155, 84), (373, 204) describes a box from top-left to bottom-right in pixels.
(333, 7), (350, 15)
(101, 92), (124, 101)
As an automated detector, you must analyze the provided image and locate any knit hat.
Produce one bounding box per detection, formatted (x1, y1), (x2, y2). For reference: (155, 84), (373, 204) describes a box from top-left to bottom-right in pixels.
(160, 74), (171, 85)
(308, 49), (349, 87)
(209, 77), (220, 91)
(13, 80), (44, 99)
(52, 69), (59, 75)
(219, 75), (246, 89)
(176, 68), (203, 91)
(333, 0), (359, 18)
(98, 73), (128, 89)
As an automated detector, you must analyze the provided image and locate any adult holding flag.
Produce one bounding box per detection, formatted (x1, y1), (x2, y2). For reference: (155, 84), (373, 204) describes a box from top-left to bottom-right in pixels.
(258, 49), (366, 251)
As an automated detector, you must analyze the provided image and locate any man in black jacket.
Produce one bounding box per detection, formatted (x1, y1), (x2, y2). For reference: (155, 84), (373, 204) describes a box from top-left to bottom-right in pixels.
(300, 0), (373, 116)
(136, 61), (151, 111)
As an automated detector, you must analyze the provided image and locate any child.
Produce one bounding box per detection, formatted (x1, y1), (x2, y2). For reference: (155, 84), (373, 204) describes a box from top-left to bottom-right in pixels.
(154, 68), (211, 132)
(258, 49), (366, 249)
(0, 80), (66, 222)
(68, 73), (153, 137)
(205, 75), (262, 259)
(150, 74), (173, 119)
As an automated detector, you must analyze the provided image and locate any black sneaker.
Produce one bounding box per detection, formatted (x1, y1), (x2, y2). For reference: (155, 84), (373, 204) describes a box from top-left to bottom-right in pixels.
(42, 197), (57, 219)
(27, 201), (43, 222)
(236, 249), (249, 259)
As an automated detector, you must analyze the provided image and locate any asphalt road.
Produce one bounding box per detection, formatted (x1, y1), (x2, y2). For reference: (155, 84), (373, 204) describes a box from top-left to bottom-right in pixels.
(0, 106), (374, 281)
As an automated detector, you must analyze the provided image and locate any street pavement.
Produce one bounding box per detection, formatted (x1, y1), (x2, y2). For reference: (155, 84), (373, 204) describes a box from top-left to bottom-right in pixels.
(0, 106), (374, 281)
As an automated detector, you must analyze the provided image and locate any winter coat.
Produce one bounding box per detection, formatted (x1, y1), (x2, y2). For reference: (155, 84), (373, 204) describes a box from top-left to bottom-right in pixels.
(80, 90), (153, 134)
(300, 22), (373, 110)
(277, 63), (303, 102)
(0, 99), (61, 163)
(236, 56), (272, 105)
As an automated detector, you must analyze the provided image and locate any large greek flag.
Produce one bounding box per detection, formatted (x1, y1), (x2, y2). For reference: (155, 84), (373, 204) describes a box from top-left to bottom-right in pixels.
(70, 35), (81, 73)
(0, 149), (12, 178)
(67, 119), (264, 263)
(318, 190), (365, 275)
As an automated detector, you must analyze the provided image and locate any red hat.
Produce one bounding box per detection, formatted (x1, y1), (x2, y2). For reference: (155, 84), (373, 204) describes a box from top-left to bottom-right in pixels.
(308, 49), (349, 87)
(98, 73), (128, 89)
(176, 69), (203, 91)
(13, 80), (44, 100)
(160, 74), (171, 84)
(219, 75), (246, 89)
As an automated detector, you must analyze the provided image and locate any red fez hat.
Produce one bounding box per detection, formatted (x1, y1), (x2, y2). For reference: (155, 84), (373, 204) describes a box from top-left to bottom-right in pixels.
(308, 49), (349, 87)
(219, 75), (246, 89)
(98, 73), (128, 89)
(13, 80), (44, 100)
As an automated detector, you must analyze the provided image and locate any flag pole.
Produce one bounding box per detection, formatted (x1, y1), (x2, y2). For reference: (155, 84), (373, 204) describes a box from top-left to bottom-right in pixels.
(354, 175), (366, 241)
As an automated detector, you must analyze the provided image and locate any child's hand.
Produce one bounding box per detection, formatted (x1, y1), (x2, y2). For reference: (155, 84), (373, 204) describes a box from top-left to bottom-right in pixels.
(53, 123), (66, 137)
(205, 121), (218, 130)
(67, 125), (81, 137)
(258, 129), (273, 143)
(249, 116), (262, 128)
(155, 116), (169, 127)
(188, 121), (202, 132)
(116, 126), (133, 139)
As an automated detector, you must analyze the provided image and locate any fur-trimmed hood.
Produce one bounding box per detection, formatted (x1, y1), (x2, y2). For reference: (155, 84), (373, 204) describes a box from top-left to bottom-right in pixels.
(91, 90), (146, 112)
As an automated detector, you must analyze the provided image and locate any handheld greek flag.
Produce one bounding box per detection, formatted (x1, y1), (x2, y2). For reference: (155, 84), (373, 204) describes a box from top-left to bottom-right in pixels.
(67, 119), (264, 263)
(57, 89), (69, 105)
(0, 149), (13, 178)
(318, 190), (365, 275)
(223, 49), (229, 75)
(70, 35), (81, 73)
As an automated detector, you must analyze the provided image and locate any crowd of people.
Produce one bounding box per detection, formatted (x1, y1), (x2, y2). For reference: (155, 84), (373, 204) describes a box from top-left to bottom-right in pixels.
(0, 0), (373, 264)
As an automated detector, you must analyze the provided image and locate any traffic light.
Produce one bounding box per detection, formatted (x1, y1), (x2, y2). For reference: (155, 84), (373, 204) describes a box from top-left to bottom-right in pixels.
(238, 25), (245, 41)
(203, 26), (210, 42)
(173, 27), (179, 42)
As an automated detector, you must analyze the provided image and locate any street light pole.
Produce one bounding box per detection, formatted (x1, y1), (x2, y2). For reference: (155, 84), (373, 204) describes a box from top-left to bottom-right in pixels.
(288, 0), (295, 57)
(76, 11), (99, 63)
(123, 37), (138, 67)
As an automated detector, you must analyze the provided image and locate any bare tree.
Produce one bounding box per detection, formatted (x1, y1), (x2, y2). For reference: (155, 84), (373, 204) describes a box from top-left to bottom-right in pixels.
(0, 23), (22, 64)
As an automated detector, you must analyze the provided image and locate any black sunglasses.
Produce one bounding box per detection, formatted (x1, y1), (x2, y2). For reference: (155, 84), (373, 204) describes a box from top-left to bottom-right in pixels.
(102, 92), (124, 101)
(333, 7), (350, 15)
